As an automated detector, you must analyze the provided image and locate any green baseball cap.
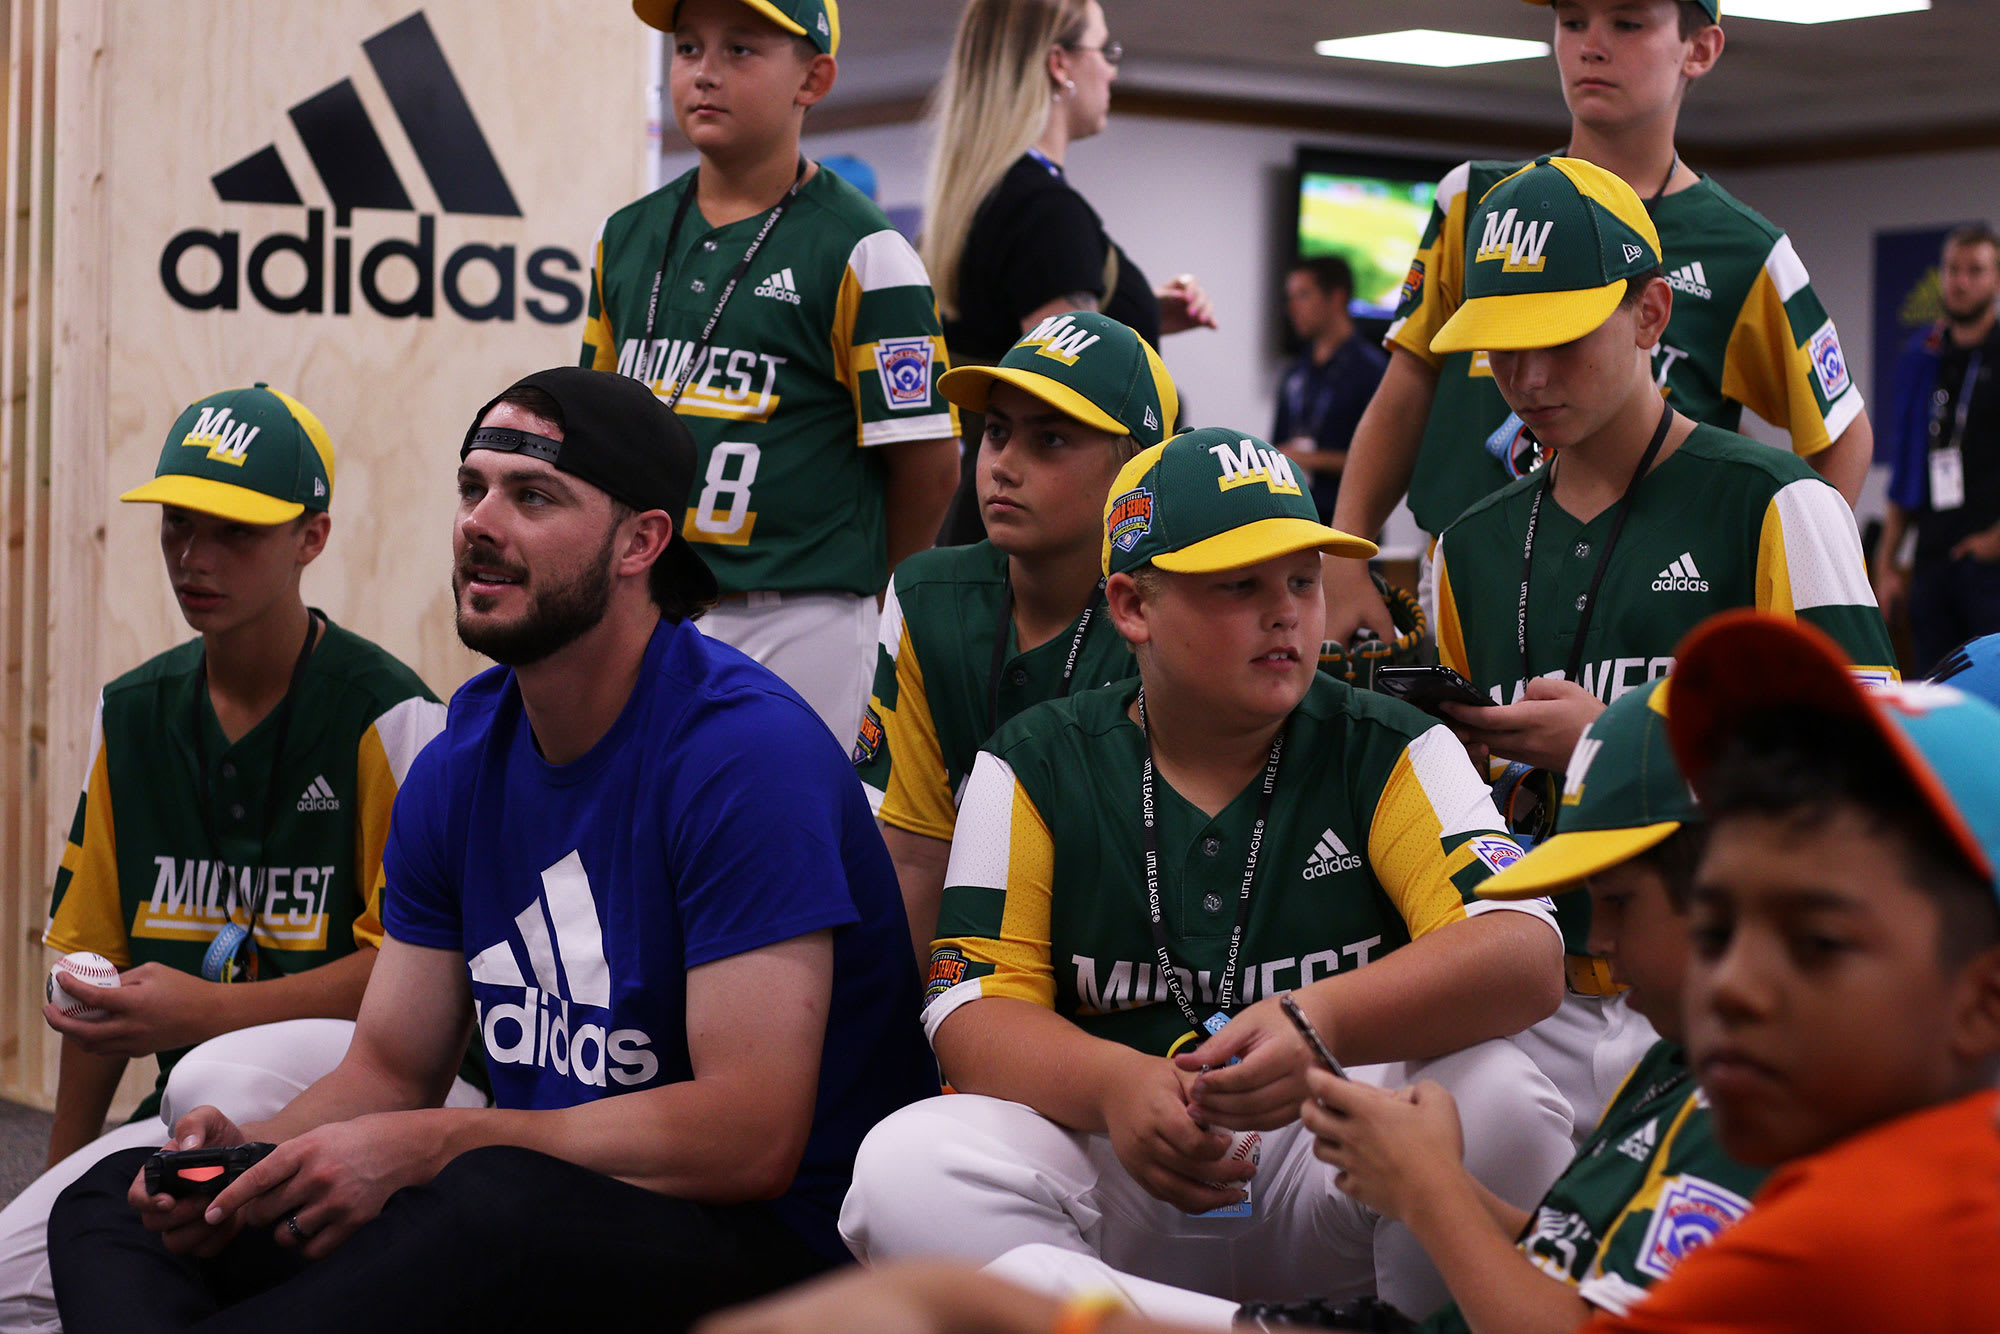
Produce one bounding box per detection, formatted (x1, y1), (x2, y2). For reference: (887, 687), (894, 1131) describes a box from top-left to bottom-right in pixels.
(638, 0), (840, 54)
(120, 383), (334, 525)
(1431, 155), (1663, 355)
(1479, 678), (1699, 900)
(940, 313), (1179, 448)
(1520, 0), (1719, 21)
(1101, 428), (1376, 578)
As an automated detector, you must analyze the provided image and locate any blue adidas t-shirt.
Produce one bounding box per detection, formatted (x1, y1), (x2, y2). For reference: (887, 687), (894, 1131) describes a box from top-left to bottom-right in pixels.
(384, 616), (933, 1256)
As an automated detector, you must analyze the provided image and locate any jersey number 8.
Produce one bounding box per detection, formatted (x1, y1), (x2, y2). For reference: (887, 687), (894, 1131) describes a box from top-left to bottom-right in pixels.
(691, 441), (760, 538)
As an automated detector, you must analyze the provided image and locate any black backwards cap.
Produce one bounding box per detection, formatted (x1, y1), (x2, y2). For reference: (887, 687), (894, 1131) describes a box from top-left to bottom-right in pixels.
(462, 366), (719, 607)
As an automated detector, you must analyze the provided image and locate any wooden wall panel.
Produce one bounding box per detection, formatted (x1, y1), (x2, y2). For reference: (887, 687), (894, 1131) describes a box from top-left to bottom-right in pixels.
(3, 0), (650, 1109)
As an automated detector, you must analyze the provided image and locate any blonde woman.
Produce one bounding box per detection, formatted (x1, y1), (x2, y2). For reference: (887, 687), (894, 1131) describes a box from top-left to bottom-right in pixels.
(926, 0), (1214, 541)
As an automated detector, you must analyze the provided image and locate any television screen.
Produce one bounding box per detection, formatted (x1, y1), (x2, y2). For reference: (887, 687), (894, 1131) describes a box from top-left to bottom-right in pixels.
(1293, 149), (1456, 317)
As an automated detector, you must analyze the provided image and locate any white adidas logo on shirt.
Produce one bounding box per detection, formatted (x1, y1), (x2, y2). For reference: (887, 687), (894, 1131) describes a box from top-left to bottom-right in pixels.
(1653, 552), (1710, 593)
(1617, 1117), (1660, 1162)
(1665, 262), (1712, 300)
(296, 774), (340, 812)
(467, 850), (659, 1089)
(1303, 828), (1363, 880)
(753, 267), (802, 305)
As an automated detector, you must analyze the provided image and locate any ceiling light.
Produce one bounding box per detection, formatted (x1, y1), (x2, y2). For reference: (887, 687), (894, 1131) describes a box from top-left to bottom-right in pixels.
(1314, 29), (1551, 68)
(1724, 0), (1928, 20)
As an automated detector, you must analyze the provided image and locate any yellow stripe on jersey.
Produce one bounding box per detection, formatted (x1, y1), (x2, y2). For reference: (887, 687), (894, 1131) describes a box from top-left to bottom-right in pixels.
(1386, 162), (1471, 368)
(351, 724), (397, 951)
(1585, 1093), (1711, 1299)
(1366, 729), (1498, 939)
(583, 228), (617, 372)
(924, 753), (1057, 1041)
(1755, 482), (1899, 682)
(1720, 244), (1858, 459)
(1432, 552), (1473, 682)
(876, 615), (958, 842)
(43, 697), (131, 967)
(830, 266), (866, 451)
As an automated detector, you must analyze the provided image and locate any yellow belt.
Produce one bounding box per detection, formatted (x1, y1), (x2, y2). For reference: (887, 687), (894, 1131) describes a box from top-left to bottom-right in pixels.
(1565, 952), (1622, 997)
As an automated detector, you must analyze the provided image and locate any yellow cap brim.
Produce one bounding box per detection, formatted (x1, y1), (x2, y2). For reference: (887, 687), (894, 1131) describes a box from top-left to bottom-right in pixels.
(1429, 280), (1626, 355)
(119, 475), (305, 525)
(637, 0), (807, 36)
(1152, 516), (1377, 573)
(939, 365), (1132, 439)
(1476, 820), (1682, 900)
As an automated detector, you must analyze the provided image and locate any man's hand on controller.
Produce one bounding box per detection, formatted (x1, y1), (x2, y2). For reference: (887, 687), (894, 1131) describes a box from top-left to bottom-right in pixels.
(129, 1105), (250, 1258)
(202, 1110), (451, 1260)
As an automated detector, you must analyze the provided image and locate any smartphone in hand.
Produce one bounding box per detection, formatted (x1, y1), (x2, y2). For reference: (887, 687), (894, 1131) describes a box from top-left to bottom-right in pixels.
(1280, 992), (1347, 1079)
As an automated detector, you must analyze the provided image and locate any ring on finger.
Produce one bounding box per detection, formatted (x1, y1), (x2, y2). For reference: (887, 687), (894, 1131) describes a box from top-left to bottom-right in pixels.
(286, 1214), (308, 1242)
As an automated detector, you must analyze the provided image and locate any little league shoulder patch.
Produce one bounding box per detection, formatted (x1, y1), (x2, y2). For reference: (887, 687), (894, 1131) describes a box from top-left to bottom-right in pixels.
(1807, 321), (1851, 401)
(874, 337), (935, 409)
(1107, 486), (1154, 552)
(1398, 259), (1425, 311)
(1634, 1176), (1753, 1281)
(1467, 833), (1526, 875)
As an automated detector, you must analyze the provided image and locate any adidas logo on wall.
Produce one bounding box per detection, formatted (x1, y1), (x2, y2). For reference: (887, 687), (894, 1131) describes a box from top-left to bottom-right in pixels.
(1665, 262), (1712, 300)
(465, 850), (659, 1089)
(754, 268), (802, 305)
(296, 775), (341, 812)
(1653, 553), (1710, 593)
(160, 10), (583, 325)
(1303, 828), (1364, 880)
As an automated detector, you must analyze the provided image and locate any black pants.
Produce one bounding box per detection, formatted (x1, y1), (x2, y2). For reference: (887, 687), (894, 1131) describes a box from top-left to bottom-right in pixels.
(51, 1145), (835, 1334)
(1910, 554), (2000, 674)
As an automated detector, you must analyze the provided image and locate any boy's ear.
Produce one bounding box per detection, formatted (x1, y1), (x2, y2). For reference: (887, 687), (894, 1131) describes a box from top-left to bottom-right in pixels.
(1947, 943), (2000, 1067)
(1105, 571), (1150, 646)
(296, 511), (332, 569)
(1682, 21), (1724, 81)
(1634, 276), (1673, 353)
(795, 52), (836, 110)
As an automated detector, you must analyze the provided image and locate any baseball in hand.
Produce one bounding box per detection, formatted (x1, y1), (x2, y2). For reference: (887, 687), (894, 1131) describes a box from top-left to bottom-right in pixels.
(47, 951), (119, 1022)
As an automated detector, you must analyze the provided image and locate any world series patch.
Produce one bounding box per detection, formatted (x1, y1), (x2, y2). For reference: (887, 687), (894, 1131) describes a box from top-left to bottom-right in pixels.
(1398, 259), (1426, 311)
(875, 337), (935, 409)
(1634, 1175), (1752, 1281)
(852, 708), (885, 765)
(925, 947), (969, 1004)
(1107, 486), (1154, 552)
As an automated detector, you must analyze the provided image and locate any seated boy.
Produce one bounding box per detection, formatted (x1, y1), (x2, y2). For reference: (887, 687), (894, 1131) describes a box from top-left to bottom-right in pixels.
(860, 312), (1175, 959)
(1582, 611), (2000, 1331)
(841, 428), (1571, 1319)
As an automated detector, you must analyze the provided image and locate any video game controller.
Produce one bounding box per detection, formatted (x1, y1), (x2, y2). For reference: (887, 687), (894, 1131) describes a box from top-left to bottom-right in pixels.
(143, 1142), (277, 1199)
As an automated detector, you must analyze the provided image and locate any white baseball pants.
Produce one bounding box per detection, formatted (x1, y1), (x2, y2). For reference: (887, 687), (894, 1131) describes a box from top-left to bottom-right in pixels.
(697, 591), (875, 743)
(840, 1037), (1573, 1321)
(1514, 992), (1660, 1148)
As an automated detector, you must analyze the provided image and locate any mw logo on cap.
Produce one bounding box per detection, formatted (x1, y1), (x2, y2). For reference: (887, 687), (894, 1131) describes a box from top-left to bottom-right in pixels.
(1020, 313), (1102, 367)
(1475, 208), (1555, 274)
(1210, 438), (1303, 496)
(181, 407), (261, 467)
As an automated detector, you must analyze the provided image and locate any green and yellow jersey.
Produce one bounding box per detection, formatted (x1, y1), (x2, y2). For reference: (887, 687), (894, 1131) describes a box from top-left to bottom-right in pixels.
(44, 619), (442, 1117)
(1422, 1041), (1766, 1332)
(923, 674), (1555, 1056)
(856, 541), (1137, 841)
(1389, 160), (1864, 536)
(581, 165), (958, 597)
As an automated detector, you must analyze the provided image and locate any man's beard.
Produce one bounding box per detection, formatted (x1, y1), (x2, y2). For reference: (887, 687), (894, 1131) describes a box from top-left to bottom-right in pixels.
(454, 531), (614, 668)
(1943, 293), (1996, 328)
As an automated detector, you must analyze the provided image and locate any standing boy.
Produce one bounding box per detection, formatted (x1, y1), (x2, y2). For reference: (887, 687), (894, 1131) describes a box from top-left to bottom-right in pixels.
(583, 0), (960, 737)
(1577, 612), (2000, 1330)
(1326, 0), (1871, 642)
(858, 311), (1174, 959)
(0, 384), (458, 1333)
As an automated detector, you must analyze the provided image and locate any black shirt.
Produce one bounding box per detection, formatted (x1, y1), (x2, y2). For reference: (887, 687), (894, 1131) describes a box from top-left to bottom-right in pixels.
(1916, 323), (2000, 566)
(1271, 334), (1388, 521)
(947, 153), (1160, 362)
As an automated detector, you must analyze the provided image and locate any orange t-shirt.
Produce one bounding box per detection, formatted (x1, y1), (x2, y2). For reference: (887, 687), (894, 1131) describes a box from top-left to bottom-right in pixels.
(1582, 1090), (2000, 1333)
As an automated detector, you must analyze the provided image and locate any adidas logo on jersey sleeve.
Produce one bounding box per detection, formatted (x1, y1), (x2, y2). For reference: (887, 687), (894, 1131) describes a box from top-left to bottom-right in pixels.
(1665, 262), (1711, 300)
(1653, 553), (1709, 592)
(296, 775), (341, 812)
(1303, 828), (1363, 880)
(466, 850), (659, 1090)
(753, 267), (802, 304)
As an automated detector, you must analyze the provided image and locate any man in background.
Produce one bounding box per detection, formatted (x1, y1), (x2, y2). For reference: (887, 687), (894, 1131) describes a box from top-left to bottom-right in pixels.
(1273, 256), (1386, 525)
(1877, 223), (2000, 672)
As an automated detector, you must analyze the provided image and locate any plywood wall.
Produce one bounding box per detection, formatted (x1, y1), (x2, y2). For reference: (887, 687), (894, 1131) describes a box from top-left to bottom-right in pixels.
(3, 0), (651, 1108)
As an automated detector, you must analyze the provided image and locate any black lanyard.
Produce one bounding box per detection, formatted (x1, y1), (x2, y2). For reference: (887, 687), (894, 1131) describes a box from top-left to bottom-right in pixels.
(641, 158), (806, 410)
(1136, 688), (1286, 1033)
(188, 608), (321, 932)
(1931, 348), (1984, 454)
(986, 575), (1104, 735)
(1519, 402), (1674, 687)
